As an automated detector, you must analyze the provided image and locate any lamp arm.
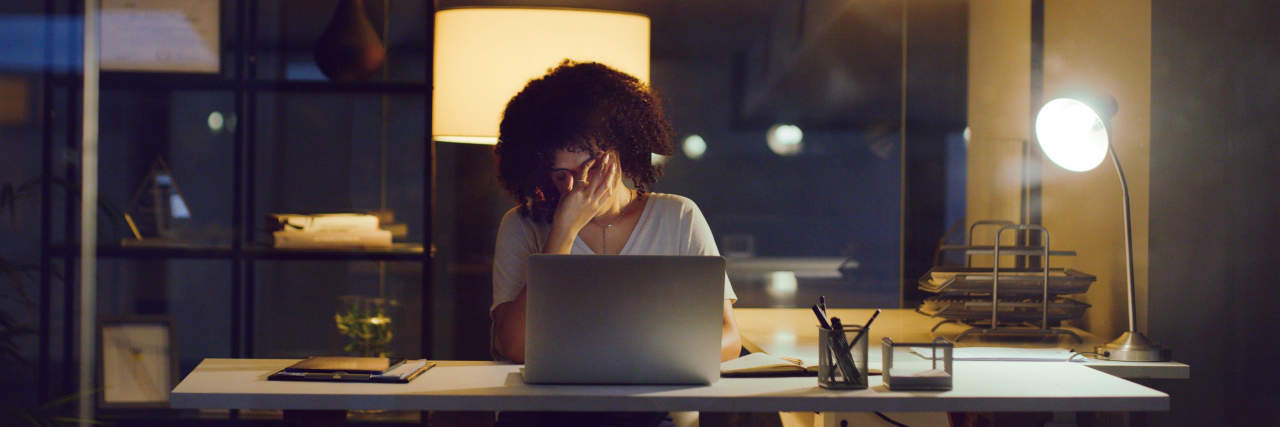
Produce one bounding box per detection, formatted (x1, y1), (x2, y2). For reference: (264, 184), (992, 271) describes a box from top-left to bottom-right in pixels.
(1108, 144), (1138, 333)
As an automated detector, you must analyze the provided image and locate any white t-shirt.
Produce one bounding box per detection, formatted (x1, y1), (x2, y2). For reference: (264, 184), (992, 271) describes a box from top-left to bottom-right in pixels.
(490, 193), (737, 314)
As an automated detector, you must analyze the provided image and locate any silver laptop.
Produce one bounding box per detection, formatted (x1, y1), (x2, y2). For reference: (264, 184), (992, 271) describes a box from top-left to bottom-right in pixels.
(522, 255), (725, 385)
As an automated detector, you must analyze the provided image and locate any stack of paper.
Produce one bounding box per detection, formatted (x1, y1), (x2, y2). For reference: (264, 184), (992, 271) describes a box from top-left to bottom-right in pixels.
(269, 213), (392, 249)
(909, 347), (1077, 362)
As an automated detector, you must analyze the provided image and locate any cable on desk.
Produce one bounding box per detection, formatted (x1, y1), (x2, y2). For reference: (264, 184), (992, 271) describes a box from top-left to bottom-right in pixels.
(1068, 349), (1109, 362)
(875, 411), (909, 427)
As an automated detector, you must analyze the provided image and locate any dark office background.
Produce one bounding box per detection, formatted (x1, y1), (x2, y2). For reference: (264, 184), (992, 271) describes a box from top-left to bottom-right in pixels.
(3, 1), (1279, 426)
(0, 0), (968, 411)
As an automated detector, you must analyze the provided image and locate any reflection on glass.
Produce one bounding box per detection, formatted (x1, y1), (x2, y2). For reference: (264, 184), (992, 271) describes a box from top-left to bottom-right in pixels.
(651, 153), (670, 166)
(767, 124), (804, 156)
(206, 111), (224, 133)
(682, 134), (707, 159)
(766, 271), (799, 306)
(334, 295), (398, 357)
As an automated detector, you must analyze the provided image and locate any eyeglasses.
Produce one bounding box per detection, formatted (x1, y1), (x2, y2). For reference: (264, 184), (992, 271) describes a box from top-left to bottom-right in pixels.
(547, 150), (603, 184)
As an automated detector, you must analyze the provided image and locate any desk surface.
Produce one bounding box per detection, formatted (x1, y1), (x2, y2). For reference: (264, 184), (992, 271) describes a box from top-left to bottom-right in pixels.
(735, 308), (1189, 380)
(171, 358), (1167, 413)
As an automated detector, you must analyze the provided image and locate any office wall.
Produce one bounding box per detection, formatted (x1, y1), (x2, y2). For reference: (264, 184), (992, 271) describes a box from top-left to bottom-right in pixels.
(1149, 1), (1280, 424)
(968, 0), (1150, 341)
(1041, 0), (1151, 340)
(973, 0), (1280, 423)
(965, 0), (1029, 239)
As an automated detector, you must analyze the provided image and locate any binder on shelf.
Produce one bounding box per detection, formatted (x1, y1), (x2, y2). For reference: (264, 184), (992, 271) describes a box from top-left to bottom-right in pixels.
(267, 213), (393, 249)
(268, 213), (380, 233)
(271, 229), (393, 249)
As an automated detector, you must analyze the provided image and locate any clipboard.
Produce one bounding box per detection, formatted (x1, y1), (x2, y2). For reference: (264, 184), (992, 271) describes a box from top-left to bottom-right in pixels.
(268, 358), (435, 384)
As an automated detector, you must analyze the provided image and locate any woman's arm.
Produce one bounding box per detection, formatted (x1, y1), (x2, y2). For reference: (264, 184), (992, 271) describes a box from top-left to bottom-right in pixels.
(491, 217), (577, 363)
(720, 299), (741, 361)
(492, 156), (618, 362)
(492, 288), (528, 363)
(676, 197), (742, 360)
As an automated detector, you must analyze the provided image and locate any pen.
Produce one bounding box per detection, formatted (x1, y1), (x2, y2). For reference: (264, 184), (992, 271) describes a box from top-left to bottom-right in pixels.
(818, 296), (829, 319)
(845, 309), (882, 354)
(812, 304), (832, 329)
(829, 317), (862, 384)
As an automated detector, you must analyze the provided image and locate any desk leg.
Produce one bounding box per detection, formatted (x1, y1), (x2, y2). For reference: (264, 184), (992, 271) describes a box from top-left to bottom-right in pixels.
(282, 409), (346, 427)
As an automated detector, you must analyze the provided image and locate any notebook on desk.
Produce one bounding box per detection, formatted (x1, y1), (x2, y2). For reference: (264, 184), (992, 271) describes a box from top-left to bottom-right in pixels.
(720, 353), (819, 377)
(267, 356), (435, 383)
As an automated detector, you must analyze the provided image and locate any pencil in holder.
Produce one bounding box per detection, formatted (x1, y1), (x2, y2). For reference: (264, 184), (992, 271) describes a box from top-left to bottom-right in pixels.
(817, 326), (869, 389)
(881, 337), (954, 391)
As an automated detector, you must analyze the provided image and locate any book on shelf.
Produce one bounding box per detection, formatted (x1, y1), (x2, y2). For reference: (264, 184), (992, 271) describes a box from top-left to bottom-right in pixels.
(268, 213), (380, 233)
(272, 229), (392, 249)
(267, 213), (393, 249)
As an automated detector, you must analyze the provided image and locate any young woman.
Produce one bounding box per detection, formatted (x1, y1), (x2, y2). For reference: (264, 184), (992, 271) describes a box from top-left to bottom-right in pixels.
(489, 61), (741, 364)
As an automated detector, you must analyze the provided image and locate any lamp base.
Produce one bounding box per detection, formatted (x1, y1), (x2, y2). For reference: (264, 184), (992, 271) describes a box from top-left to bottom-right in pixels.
(1095, 331), (1169, 362)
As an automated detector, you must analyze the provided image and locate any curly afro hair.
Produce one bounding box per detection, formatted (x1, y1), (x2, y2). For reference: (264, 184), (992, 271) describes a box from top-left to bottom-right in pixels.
(494, 60), (675, 223)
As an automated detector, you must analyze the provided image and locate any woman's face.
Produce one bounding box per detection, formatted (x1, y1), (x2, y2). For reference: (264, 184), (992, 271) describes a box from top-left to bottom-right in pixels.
(548, 148), (614, 197)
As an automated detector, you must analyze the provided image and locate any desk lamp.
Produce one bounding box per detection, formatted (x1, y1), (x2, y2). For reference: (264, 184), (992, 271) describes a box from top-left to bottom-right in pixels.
(1034, 96), (1169, 362)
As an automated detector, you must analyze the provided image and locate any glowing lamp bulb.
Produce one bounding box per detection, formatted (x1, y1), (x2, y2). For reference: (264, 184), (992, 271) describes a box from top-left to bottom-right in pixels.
(1035, 98), (1110, 172)
(682, 134), (707, 159)
(767, 124), (803, 156)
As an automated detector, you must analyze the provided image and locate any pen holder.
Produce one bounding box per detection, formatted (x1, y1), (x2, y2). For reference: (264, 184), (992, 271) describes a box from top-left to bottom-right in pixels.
(818, 326), (869, 389)
(881, 337), (954, 391)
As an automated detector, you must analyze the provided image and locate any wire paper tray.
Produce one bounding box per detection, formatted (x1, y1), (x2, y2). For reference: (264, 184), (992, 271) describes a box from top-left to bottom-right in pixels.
(920, 296), (1091, 323)
(918, 267), (1096, 297)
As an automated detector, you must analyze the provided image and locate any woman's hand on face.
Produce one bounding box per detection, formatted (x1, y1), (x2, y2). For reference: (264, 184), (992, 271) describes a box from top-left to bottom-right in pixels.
(552, 153), (619, 233)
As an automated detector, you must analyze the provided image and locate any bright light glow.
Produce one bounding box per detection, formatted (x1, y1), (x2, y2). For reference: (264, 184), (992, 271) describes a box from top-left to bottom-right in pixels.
(962, 126), (971, 144)
(435, 135), (499, 145)
(207, 111), (224, 132)
(433, 8), (650, 145)
(169, 194), (190, 219)
(771, 330), (797, 351)
(767, 124), (803, 156)
(1035, 98), (1110, 172)
(766, 271), (798, 302)
(650, 152), (669, 166)
(682, 134), (707, 159)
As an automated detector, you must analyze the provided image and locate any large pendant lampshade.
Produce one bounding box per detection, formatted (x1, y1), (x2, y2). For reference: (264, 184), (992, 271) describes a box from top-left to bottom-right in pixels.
(433, 8), (651, 145)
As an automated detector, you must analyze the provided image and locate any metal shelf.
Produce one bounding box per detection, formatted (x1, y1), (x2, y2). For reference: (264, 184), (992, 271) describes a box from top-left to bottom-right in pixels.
(50, 245), (234, 259)
(55, 74), (429, 94)
(48, 243), (428, 262)
(245, 244), (427, 261)
(924, 223), (1085, 343)
(938, 245), (1076, 257)
(38, 0), (437, 404)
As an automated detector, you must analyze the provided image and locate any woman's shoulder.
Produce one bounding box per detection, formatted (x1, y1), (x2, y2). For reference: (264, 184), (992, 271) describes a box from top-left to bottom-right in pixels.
(645, 193), (703, 217)
(499, 206), (548, 234)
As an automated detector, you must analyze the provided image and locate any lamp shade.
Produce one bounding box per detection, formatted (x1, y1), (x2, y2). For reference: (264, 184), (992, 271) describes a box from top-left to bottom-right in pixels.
(1034, 97), (1110, 172)
(433, 8), (650, 144)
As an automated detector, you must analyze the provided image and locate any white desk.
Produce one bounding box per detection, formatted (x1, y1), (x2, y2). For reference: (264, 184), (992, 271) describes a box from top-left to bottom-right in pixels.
(170, 358), (1167, 413)
(735, 308), (1189, 380)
